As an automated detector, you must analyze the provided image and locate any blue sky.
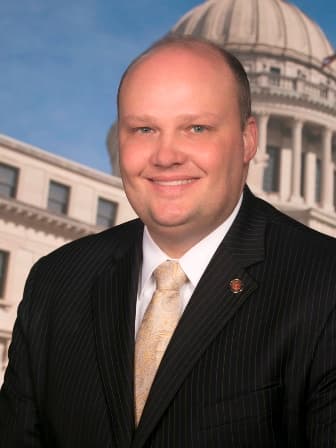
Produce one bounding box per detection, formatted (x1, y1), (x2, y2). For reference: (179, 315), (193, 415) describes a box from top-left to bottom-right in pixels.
(1, 0), (335, 173)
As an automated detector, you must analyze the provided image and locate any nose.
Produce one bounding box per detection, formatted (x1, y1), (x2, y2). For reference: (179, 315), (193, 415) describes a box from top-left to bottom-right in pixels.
(150, 132), (186, 167)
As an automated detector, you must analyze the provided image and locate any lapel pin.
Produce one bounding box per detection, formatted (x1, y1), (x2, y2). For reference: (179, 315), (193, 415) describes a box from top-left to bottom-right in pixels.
(230, 278), (244, 294)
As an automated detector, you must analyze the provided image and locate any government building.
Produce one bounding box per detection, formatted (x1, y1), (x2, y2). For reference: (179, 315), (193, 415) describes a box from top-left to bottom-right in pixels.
(0, 135), (135, 383)
(1, 0), (336, 382)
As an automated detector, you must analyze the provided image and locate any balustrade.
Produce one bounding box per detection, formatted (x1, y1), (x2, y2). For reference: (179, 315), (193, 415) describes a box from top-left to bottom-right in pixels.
(249, 72), (336, 109)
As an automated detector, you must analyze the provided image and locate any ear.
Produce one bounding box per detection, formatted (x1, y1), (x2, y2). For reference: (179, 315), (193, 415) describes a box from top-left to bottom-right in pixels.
(242, 116), (258, 164)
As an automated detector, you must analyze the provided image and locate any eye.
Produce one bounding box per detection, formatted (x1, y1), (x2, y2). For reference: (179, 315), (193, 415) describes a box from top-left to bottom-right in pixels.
(135, 126), (153, 134)
(190, 124), (208, 133)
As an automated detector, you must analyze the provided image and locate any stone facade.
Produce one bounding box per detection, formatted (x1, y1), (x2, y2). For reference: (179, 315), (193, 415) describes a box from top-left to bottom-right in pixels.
(0, 134), (136, 383)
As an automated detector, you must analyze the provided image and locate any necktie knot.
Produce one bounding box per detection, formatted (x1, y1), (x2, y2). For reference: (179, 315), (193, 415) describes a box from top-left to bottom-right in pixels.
(154, 260), (187, 291)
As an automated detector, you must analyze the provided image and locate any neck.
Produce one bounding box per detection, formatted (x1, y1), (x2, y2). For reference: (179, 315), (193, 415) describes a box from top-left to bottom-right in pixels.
(147, 226), (217, 259)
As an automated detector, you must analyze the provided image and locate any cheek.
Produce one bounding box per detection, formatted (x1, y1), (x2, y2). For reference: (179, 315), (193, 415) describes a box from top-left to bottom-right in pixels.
(193, 146), (230, 174)
(120, 146), (144, 177)
(202, 148), (245, 186)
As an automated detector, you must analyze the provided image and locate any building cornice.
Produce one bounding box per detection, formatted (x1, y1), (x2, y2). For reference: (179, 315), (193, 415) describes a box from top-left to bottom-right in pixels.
(307, 207), (336, 228)
(0, 134), (123, 190)
(253, 101), (336, 131)
(276, 202), (336, 232)
(0, 196), (99, 239)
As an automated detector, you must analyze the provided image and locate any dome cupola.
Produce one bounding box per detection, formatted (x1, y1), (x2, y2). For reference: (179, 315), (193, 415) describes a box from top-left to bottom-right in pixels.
(172, 0), (335, 73)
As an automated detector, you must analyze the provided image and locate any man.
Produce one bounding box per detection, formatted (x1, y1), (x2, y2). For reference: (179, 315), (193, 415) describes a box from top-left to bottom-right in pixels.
(1, 35), (336, 447)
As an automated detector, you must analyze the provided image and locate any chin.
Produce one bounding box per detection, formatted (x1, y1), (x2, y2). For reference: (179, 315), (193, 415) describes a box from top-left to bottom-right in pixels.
(146, 207), (187, 224)
(148, 213), (192, 229)
(152, 218), (187, 229)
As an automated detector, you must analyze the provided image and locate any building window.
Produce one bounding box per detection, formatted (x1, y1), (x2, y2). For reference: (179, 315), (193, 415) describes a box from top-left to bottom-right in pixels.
(263, 146), (280, 192)
(269, 66), (281, 86)
(315, 159), (321, 203)
(319, 84), (328, 99)
(96, 198), (118, 228)
(48, 181), (70, 215)
(0, 250), (9, 298)
(0, 163), (18, 198)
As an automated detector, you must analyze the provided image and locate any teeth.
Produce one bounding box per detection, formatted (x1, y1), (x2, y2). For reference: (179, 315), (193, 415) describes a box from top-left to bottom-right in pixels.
(154, 179), (194, 186)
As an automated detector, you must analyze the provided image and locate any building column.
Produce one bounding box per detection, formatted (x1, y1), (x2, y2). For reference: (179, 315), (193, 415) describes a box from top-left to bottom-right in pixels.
(279, 147), (292, 201)
(290, 118), (304, 203)
(304, 151), (316, 206)
(258, 113), (269, 156)
(321, 127), (334, 211)
(248, 113), (269, 192)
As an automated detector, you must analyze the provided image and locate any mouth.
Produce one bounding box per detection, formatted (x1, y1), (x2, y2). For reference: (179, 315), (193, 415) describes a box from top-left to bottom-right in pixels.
(152, 179), (195, 186)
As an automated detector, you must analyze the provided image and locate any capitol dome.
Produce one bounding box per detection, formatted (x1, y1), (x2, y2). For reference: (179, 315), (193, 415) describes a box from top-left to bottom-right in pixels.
(172, 0), (336, 73)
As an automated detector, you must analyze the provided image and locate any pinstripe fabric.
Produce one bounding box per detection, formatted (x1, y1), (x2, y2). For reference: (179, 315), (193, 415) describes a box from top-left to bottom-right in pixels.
(1, 186), (336, 447)
(0, 219), (143, 448)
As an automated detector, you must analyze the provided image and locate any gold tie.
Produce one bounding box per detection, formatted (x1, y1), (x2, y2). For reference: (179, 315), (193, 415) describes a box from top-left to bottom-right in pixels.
(134, 260), (187, 425)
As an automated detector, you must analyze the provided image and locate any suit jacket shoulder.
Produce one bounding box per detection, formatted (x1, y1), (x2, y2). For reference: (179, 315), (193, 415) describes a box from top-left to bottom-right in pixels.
(39, 217), (143, 268)
(16, 217), (144, 356)
(245, 188), (336, 260)
(28, 218), (143, 289)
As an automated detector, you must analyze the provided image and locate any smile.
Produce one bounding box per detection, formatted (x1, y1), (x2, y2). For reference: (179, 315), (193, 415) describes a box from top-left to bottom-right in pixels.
(152, 179), (195, 186)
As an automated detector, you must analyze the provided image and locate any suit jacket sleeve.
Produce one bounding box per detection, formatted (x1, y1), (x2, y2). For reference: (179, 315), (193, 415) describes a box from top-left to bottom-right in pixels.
(306, 305), (336, 446)
(0, 261), (44, 447)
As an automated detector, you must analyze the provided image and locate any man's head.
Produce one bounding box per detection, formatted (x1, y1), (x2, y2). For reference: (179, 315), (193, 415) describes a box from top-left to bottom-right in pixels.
(117, 35), (257, 257)
(117, 35), (252, 129)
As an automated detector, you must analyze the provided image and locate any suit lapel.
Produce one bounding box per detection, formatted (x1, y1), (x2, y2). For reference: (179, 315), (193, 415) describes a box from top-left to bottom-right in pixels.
(92, 224), (143, 448)
(132, 188), (267, 448)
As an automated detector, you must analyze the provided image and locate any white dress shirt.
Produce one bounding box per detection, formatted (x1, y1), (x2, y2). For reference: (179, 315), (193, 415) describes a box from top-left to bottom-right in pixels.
(135, 194), (243, 336)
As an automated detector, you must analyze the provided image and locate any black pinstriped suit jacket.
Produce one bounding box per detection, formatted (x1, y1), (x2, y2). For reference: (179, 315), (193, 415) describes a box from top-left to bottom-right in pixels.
(1, 187), (336, 447)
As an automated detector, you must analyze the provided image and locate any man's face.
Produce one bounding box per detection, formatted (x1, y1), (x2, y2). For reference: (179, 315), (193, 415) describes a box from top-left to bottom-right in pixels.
(118, 45), (257, 256)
